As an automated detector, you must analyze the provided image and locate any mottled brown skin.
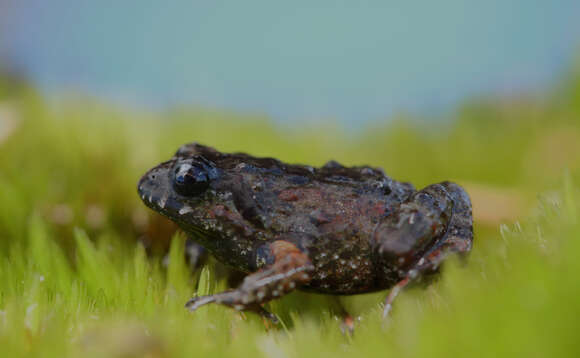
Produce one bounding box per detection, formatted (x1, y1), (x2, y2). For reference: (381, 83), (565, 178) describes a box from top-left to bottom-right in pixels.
(138, 143), (473, 320)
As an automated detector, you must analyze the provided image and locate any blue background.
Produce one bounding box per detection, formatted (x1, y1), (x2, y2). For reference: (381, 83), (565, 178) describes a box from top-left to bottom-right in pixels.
(1, 1), (579, 123)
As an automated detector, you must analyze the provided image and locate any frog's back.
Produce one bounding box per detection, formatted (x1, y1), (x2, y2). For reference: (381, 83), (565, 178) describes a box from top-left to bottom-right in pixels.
(226, 158), (415, 239)
(176, 144), (415, 237)
(269, 174), (413, 236)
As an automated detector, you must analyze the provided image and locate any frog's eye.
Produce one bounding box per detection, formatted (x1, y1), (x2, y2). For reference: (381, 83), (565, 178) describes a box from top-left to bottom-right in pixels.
(173, 163), (211, 196)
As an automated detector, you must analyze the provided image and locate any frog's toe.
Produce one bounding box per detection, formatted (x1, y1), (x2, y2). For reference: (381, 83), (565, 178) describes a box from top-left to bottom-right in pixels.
(185, 295), (217, 312)
(340, 314), (356, 336)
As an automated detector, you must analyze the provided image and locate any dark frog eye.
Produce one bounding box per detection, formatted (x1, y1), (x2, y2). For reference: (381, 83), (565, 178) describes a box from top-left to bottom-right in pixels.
(173, 162), (212, 196)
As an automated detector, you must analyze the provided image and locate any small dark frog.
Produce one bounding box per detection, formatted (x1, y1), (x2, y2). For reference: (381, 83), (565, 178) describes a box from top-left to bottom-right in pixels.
(138, 143), (473, 321)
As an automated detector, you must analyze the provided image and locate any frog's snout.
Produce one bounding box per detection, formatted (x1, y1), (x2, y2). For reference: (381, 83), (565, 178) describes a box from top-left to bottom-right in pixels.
(137, 164), (174, 212)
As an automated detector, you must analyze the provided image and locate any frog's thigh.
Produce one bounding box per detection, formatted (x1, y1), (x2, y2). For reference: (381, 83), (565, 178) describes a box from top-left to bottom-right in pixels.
(410, 181), (473, 272)
(374, 183), (454, 262)
(186, 240), (313, 314)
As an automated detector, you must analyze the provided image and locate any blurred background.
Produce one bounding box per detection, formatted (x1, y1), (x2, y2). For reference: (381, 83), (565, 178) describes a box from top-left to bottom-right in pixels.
(1, 2), (580, 356)
(2, 1), (580, 122)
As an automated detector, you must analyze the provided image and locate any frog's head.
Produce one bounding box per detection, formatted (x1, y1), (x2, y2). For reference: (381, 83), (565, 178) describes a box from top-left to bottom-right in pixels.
(138, 143), (256, 241)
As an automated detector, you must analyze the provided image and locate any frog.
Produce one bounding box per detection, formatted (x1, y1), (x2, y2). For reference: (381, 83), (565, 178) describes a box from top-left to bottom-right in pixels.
(138, 143), (473, 322)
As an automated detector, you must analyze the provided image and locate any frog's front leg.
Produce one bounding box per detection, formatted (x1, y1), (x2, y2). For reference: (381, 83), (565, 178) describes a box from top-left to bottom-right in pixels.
(374, 182), (473, 318)
(185, 240), (314, 320)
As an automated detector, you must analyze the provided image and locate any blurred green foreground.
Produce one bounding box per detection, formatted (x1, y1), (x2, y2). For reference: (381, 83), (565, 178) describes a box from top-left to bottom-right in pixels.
(0, 66), (580, 357)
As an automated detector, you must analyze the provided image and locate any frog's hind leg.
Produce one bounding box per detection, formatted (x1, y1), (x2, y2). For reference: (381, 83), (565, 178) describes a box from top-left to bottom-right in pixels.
(374, 181), (473, 318)
(185, 240), (314, 322)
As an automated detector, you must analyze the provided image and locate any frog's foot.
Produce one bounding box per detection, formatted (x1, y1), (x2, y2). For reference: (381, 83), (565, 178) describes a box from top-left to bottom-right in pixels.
(376, 182), (473, 319)
(185, 240), (314, 319)
(339, 313), (356, 336)
(331, 297), (357, 335)
(185, 296), (278, 324)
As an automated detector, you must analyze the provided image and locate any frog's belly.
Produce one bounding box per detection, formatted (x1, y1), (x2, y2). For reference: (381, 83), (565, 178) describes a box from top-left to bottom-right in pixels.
(300, 262), (399, 294)
(299, 239), (398, 294)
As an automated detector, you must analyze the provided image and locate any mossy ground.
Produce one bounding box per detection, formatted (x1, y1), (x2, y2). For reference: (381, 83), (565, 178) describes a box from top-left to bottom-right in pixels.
(1, 69), (580, 357)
